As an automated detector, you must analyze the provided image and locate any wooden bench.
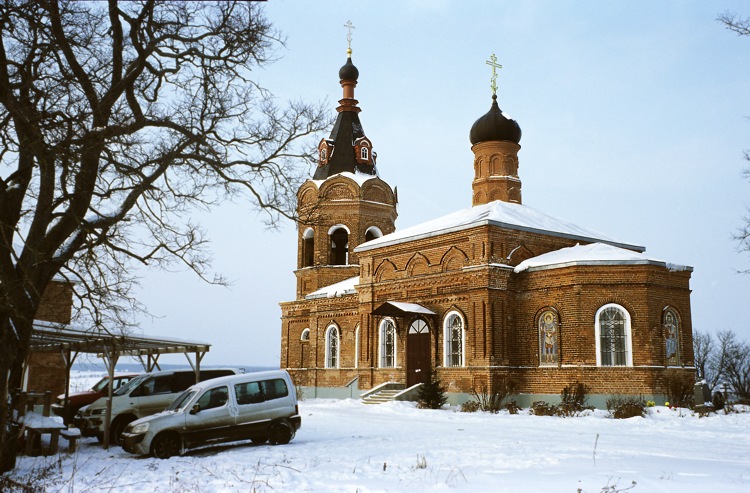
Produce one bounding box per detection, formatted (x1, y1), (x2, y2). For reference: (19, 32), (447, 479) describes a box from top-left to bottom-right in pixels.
(18, 412), (67, 456)
(60, 428), (81, 453)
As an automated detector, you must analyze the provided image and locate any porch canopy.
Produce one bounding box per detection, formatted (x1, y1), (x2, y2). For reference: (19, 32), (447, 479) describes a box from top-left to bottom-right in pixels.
(372, 301), (436, 318)
(28, 321), (211, 449)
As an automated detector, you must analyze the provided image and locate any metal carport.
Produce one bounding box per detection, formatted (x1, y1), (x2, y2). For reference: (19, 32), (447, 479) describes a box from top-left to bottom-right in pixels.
(27, 321), (212, 449)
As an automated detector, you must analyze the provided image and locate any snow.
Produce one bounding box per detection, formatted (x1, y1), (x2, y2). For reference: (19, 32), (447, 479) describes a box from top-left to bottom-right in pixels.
(380, 301), (436, 315)
(355, 200), (644, 253)
(305, 276), (359, 299)
(8, 373), (750, 492)
(514, 242), (692, 273)
(310, 171), (379, 189)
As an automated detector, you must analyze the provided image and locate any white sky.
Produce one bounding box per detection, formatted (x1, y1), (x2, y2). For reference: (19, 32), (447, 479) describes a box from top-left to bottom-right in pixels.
(131, 1), (750, 367)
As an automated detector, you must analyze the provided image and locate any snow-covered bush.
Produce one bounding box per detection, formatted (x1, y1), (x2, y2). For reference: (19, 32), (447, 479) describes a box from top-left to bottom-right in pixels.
(606, 397), (647, 419)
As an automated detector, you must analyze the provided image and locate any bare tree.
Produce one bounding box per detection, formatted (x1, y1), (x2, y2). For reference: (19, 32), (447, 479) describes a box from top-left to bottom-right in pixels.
(722, 332), (750, 401)
(0, 0), (329, 470)
(718, 11), (750, 270)
(693, 329), (750, 401)
(693, 330), (714, 384)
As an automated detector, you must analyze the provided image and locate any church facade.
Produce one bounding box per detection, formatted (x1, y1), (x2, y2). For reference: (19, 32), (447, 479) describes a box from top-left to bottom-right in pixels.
(279, 52), (695, 406)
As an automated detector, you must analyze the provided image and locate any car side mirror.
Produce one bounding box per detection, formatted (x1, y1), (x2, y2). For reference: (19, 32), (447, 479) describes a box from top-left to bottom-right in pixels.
(189, 404), (200, 415)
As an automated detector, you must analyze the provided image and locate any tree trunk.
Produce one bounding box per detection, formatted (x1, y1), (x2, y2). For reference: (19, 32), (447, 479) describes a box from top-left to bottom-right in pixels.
(0, 316), (33, 473)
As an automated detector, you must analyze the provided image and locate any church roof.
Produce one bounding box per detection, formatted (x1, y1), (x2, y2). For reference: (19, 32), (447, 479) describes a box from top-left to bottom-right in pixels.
(355, 200), (644, 253)
(310, 171), (379, 189)
(514, 242), (692, 273)
(470, 94), (522, 145)
(305, 276), (359, 299)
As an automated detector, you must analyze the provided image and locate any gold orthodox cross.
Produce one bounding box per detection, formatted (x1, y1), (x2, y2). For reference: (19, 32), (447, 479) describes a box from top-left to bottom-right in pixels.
(344, 20), (355, 56)
(486, 53), (502, 95)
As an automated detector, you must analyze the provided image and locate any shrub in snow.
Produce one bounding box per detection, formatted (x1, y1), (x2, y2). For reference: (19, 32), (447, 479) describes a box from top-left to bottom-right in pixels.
(504, 400), (520, 415)
(606, 396), (647, 419)
(531, 401), (557, 416)
(712, 391), (725, 411)
(665, 372), (695, 409)
(558, 381), (592, 417)
(468, 377), (517, 413)
(460, 400), (480, 413)
(417, 370), (448, 409)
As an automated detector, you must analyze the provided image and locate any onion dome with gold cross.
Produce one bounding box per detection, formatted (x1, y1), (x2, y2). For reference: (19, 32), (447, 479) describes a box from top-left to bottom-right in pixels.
(469, 54), (521, 145)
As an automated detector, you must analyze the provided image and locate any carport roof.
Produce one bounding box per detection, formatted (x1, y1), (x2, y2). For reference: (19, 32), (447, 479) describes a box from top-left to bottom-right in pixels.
(29, 320), (210, 357)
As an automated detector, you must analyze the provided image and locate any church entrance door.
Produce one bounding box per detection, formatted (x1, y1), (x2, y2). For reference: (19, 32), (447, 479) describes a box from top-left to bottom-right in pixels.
(407, 319), (431, 387)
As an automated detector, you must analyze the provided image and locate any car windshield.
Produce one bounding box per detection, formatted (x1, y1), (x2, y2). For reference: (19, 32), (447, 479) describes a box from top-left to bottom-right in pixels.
(167, 390), (197, 412)
(113, 374), (147, 396)
(91, 377), (110, 393)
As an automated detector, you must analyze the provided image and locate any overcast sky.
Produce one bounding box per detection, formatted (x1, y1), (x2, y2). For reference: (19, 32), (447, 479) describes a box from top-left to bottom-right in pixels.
(126, 1), (750, 368)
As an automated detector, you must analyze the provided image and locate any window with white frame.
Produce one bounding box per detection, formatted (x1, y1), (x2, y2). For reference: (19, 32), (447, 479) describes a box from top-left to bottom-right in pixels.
(354, 325), (360, 369)
(302, 228), (314, 267)
(329, 226), (349, 265)
(360, 146), (369, 160)
(379, 318), (396, 368)
(595, 304), (632, 366)
(443, 311), (464, 367)
(300, 328), (310, 341)
(325, 325), (340, 369)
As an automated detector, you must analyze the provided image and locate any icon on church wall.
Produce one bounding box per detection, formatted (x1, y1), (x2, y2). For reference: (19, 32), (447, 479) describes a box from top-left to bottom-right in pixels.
(539, 310), (559, 365)
(663, 309), (679, 366)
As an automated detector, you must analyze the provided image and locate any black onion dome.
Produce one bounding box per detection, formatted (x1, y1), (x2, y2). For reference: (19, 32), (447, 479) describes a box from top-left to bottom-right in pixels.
(339, 57), (359, 81)
(469, 95), (522, 145)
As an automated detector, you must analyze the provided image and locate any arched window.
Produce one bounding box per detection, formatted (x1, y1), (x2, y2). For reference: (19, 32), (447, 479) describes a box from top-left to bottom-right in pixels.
(443, 311), (464, 367)
(320, 147), (327, 163)
(354, 325), (360, 369)
(379, 318), (397, 368)
(595, 304), (632, 367)
(325, 325), (340, 369)
(329, 227), (349, 265)
(302, 228), (314, 267)
(409, 319), (429, 334)
(663, 308), (680, 366)
(538, 310), (559, 366)
(300, 328), (310, 341)
(365, 226), (383, 242)
(360, 147), (369, 160)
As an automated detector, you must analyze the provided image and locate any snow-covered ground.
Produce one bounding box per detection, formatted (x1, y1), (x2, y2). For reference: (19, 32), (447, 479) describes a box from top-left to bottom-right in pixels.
(7, 372), (750, 492)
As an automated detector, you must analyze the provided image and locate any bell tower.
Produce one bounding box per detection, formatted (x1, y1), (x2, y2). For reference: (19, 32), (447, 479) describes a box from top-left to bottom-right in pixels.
(470, 54), (523, 206)
(294, 28), (397, 299)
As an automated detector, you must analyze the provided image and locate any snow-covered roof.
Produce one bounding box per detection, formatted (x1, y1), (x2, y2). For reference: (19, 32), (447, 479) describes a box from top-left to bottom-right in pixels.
(514, 242), (692, 273)
(305, 276), (359, 300)
(355, 200), (644, 253)
(310, 171), (379, 189)
(378, 301), (436, 315)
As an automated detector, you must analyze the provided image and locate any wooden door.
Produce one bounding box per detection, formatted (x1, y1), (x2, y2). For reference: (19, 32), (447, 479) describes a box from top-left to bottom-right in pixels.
(407, 319), (431, 387)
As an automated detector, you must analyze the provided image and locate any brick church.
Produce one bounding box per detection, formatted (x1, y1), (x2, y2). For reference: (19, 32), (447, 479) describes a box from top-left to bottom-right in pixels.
(279, 50), (695, 406)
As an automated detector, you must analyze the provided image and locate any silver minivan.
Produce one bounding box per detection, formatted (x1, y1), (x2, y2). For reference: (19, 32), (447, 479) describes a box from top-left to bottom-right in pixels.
(77, 368), (240, 444)
(121, 370), (301, 458)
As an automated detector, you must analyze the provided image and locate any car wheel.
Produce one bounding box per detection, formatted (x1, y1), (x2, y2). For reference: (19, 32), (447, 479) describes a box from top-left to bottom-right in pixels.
(268, 421), (294, 445)
(110, 416), (134, 446)
(152, 433), (181, 459)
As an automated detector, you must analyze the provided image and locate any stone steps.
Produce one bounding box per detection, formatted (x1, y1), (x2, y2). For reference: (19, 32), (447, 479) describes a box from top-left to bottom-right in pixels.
(361, 388), (404, 405)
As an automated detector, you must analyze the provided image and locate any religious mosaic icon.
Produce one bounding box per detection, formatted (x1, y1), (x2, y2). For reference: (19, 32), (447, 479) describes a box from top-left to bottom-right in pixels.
(539, 310), (559, 365)
(663, 309), (680, 366)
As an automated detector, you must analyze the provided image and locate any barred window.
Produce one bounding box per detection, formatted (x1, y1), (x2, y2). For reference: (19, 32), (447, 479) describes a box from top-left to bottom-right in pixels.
(444, 312), (464, 367)
(379, 319), (396, 368)
(325, 325), (340, 369)
(596, 304), (632, 366)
